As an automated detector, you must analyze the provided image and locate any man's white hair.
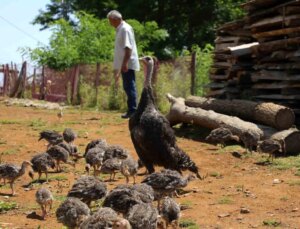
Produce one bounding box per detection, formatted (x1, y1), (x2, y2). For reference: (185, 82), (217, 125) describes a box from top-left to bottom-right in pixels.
(107, 10), (122, 20)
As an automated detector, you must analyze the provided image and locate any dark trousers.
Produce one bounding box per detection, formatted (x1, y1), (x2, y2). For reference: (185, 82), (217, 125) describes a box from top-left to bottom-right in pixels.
(121, 69), (137, 113)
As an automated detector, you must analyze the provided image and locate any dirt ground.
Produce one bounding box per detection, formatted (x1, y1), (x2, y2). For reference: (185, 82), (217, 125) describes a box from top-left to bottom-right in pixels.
(0, 100), (299, 229)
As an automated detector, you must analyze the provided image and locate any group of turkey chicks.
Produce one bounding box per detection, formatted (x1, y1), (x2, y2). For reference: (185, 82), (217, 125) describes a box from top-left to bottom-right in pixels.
(205, 126), (286, 160)
(0, 128), (193, 229)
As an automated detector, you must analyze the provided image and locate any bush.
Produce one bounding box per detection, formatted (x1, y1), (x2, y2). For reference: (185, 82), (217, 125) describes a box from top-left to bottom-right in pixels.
(193, 44), (214, 96)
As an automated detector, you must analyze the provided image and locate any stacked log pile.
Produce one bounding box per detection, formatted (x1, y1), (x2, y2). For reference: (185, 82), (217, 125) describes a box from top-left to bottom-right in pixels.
(166, 94), (300, 154)
(209, 18), (255, 99)
(208, 0), (300, 124)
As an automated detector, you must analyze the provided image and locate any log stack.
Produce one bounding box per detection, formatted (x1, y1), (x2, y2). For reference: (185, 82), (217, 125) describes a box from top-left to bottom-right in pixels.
(209, 19), (254, 99)
(208, 0), (300, 124)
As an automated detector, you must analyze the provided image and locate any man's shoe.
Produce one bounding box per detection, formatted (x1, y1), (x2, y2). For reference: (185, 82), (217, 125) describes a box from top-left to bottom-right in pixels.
(121, 112), (135, 119)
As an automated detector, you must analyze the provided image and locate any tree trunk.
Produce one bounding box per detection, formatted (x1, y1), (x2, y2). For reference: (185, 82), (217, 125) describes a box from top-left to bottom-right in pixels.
(270, 127), (300, 154)
(166, 94), (277, 140)
(185, 96), (295, 130)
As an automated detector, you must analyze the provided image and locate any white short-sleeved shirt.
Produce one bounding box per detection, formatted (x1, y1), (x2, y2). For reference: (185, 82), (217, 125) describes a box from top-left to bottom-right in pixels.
(113, 21), (140, 71)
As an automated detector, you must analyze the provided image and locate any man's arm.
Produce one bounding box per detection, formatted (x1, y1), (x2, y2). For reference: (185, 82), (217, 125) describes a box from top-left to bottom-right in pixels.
(121, 47), (132, 73)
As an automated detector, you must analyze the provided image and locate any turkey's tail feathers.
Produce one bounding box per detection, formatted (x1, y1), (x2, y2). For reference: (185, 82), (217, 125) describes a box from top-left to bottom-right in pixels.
(177, 149), (203, 180)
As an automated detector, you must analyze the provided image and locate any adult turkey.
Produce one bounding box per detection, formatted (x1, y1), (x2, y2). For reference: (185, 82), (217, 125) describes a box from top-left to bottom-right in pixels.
(129, 56), (202, 179)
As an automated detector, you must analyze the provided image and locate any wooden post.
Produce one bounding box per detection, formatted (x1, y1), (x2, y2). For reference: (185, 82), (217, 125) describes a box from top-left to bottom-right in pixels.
(21, 61), (27, 97)
(32, 68), (36, 97)
(5, 64), (10, 96)
(95, 62), (101, 100)
(40, 66), (46, 100)
(71, 64), (80, 104)
(2, 65), (6, 96)
(190, 51), (196, 95)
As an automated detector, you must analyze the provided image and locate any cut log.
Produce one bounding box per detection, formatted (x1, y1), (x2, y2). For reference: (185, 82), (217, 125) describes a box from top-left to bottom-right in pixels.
(251, 70), (300, 81)
(270, 127), (300, 154)
(166, 94), (277, 140)
(255, 37), (300, 54)
(184, 96), (295, 130)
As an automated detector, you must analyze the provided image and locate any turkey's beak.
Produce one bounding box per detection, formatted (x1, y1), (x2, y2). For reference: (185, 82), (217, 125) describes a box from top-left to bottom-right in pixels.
(139, 57), (147, 65)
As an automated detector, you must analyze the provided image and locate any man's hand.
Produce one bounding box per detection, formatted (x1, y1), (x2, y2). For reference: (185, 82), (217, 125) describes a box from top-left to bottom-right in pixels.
(114, 70), (120, 86)
(121, 47), (131, 73)
(121, 63), (128, 73)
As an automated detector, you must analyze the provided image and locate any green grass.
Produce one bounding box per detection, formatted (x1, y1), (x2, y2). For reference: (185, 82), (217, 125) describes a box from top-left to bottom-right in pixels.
(54, 195), (67, 202)
(235, 184), (244, 192)
(263, 219), (281, 227)
(0, 120), (22, 125)
(217, 196), (234, 204)
(0, 184), (10, 189)
(270, 156), (300, 170)
(63, 120), (84, 125)
(209, 171), (222, 178)
(216, 145), (243, 154)
(1, 148), (20, 155)
(181, 200), (194, 208)
(280, 196), (288, 202)
(287, 180), (300, 186)
(179, 219), (199, 229)
(28, 118), (47, 130)
(0, 201), (17, 212)
(49, 175), (68, 181)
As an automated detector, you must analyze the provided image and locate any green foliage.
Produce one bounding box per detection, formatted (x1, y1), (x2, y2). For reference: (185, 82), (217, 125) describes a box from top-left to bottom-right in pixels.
(179, 219), (199, 229)
(75, 12), (114, 63)
(127, 19), (169, 56)
(217, 196), (234, 204)
(263, 219), (281, 227)
(0, 120), (22, 125)
(24, 13), (167, 70)
(0, 201), (17, 212)
(1, 148), (20, 155)
(270, 156), (300, 170)
(193, 44), (214, 96)
(152, 58), (191, 113)
(28, 118), (47, 130)
(49, 175), (68, 181)
(32, 0), (247, 58)
(23, 13), (114, 70)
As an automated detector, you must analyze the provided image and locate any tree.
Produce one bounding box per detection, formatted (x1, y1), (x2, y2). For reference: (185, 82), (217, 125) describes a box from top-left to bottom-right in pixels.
(33, 0), (246, 58)
(23, 12), (168, 70)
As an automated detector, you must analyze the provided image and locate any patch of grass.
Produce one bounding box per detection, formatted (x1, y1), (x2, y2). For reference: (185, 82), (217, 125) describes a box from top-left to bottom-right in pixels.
(95, 130), (103, 135)
(209, 171), (222, 178)
(77, 130), (89, 138)
(49, 175), (68, 181)
(54, 195), (67, 202)
(90, 199), (104, 212)
(0, 139), (7, 145)
(1, 148), (20, 155)
(270, 156), (300, 170)
(280, 196), (288, 202)
(99, 173), (110, 180)
(179, 219), (199, 229)
(64, 120), (84, 125)
(287, 180), (300, 186)
(216, 145), (243, 154)
(0, 201), (17, 212)
(0, 184), (10, 189)
(0, 120), (22, 125)
(28, 118), (47, 130)
(181, 200), (194, 208)
(295, 169), (300, 176)
(217, 196), (234, 205)
(235, 184), (244, 192)
(263, 219), (281, 227)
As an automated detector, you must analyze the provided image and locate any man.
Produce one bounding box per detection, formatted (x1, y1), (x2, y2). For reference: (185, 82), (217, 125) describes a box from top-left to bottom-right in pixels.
(107, 10), (140, 119)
